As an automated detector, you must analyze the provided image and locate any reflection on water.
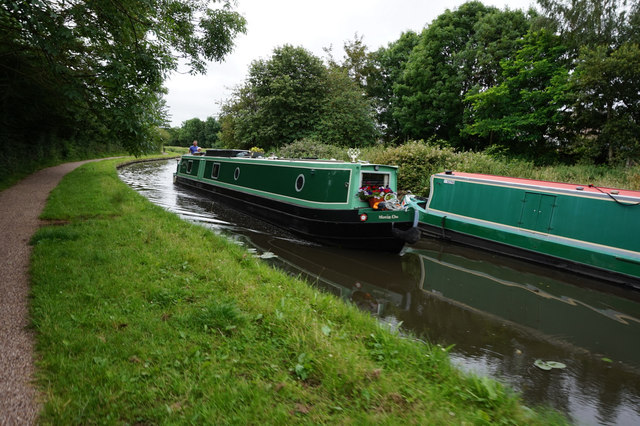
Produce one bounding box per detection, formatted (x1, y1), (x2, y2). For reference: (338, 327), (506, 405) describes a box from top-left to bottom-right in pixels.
(120, 159), (640, 425)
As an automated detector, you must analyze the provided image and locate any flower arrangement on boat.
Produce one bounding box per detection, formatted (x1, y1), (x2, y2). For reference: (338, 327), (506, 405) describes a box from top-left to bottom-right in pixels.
(357, 185), (394, 209)
(357, 185), (393, 201)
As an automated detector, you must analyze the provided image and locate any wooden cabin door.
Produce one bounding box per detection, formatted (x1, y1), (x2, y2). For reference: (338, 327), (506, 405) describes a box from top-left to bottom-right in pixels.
(519, 192), (556, 233)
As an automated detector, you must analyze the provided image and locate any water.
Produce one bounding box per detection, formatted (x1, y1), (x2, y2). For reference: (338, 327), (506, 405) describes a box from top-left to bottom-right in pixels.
(119, 159), (640, 425)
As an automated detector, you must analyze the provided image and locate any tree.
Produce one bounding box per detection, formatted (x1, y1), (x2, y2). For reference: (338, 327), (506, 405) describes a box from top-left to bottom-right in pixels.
(536, 0), (640, 163)
(219, 45), (377, 149)
(203, 116), (222, 147)
(570, 43), (640, 163)
(460, 8), (533, 90)
(536, 0), (631, 53)
(180, 118), (206, 146)
(463, 30), (570, 158)
(314, 67), (378, 146)
(628, 2), (640, 44)
(339, 34), (375, 89)
(167, 116), (222, 147)
(239, 45), (327, 148)
(394, 2), (530, 148)
(1, 0), (246, 156)
(366, 31), (420, 142)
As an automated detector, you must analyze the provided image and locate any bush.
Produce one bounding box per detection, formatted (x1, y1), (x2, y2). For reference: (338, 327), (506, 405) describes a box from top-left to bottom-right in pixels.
(365, 140), (640, 196)
(255, 138), (640, 198)
(276, 138), (347, 160)
(366, 140), (458, 196)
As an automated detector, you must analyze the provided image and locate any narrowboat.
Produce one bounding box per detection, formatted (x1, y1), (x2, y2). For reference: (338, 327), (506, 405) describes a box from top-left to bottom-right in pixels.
(406, 171), (640, 290)
(173, 150), (419, 252)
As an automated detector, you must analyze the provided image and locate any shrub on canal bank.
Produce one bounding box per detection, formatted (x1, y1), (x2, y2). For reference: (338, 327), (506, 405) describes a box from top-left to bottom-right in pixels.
(364, 141), (640, 197)
(270, 139), (640, 198)
(29, 159), (567, 423)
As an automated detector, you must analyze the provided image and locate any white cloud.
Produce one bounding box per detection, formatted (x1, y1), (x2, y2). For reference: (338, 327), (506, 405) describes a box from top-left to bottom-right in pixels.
(164, 0), (536, 127)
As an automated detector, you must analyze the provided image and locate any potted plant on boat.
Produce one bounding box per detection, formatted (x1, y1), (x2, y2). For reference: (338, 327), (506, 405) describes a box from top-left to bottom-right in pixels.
(357, 185), (394, 209)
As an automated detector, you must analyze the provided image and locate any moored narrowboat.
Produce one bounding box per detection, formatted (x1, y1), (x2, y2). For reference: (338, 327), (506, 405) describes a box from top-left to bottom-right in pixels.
(406, 171), (640, 290)
(173, 149), (419, 251)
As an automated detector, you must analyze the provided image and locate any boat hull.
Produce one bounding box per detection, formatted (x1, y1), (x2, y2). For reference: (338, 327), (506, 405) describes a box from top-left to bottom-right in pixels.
(175, 174), (416, 252)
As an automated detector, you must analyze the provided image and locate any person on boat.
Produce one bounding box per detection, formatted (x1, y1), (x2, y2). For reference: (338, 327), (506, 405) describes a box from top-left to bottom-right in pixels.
(189, 140), (202, 154)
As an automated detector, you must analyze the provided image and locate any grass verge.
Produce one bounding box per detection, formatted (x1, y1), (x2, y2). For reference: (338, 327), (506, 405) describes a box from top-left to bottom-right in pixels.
(29, 159), (566, 424)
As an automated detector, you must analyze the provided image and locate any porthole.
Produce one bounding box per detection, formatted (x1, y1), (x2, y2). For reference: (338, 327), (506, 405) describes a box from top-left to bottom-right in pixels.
(234, 167), (240, 180)
(295, 174), (305, 192)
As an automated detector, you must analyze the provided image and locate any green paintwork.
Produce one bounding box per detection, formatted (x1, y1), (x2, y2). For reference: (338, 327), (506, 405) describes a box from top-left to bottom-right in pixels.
(365, 209), (415, 224)
(176, 154), (409, 222)
(414, 173), (640, 281)
(204, 160), (350, 203)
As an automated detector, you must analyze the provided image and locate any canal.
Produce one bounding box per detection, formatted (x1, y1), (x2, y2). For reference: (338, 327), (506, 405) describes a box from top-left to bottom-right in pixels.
(119, 159), (640, 425)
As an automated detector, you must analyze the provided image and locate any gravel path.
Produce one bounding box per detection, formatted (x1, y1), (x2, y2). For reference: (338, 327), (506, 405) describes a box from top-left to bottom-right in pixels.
(0, 160), (101, 425)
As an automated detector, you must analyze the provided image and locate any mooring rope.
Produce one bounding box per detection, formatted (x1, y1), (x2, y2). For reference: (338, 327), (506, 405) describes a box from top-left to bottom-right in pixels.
(588, 184), (640, 207)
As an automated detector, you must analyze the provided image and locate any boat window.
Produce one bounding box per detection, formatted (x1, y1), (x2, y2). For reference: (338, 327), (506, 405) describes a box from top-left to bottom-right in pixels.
(295, 174), (305, 192)
(211, 163), (220, 179)
(234, 167), (240, 181)
(361, 172), (389, 187)
(187, 160), (193, 174)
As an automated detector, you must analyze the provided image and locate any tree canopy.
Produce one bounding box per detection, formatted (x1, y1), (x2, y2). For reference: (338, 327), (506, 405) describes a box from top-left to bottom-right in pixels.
(365, 31), (420, 142)
(392, 2), (531, 148)
(219, 45), (377, 149)
(533, 0), (640, 163)
(1, 0), (245, 155)
(8, 0), (638, 167)
(463, 30), (571, 157)
(167, 116), (222, 147)
(353, 0), (638, 164)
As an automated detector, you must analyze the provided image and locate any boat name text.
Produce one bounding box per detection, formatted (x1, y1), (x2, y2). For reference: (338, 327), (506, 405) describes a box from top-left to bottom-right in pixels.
(378, 214), (400, 220)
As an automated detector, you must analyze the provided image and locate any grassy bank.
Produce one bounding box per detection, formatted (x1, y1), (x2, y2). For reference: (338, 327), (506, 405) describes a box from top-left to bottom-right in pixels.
(164, 145), (191, 155)
(30, 159), (565, 423)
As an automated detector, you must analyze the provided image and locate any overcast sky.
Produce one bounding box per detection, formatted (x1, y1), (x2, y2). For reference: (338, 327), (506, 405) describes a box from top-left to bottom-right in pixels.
(164, 0), (536, 127)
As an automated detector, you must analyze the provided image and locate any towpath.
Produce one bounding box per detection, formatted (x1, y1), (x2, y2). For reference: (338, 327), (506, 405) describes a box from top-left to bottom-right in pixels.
(0, 159), (110, 425)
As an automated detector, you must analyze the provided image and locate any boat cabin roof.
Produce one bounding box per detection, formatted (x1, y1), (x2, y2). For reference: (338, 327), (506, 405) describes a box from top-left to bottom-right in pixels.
(191, 149), (396, 168)
(204, 149), (253, 157)
(437, 171), (640, 199)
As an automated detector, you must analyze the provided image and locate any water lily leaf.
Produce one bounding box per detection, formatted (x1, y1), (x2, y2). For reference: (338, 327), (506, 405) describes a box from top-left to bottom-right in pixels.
(534, 360), (553, 370)
(534, 359), (566, 370)
(545, 361), (566, 369)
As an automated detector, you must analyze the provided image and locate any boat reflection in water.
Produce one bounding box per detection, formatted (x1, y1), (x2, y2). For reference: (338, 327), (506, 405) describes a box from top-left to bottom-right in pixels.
(405, 241), (640, 425)
(119, 159), (640, 425)
(407, 240), (640, 369)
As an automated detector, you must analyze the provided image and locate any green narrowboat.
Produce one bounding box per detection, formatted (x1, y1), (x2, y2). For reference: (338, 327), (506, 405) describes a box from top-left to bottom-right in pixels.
(173, 150), (419, 251)
(407, 171), (640, 290)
